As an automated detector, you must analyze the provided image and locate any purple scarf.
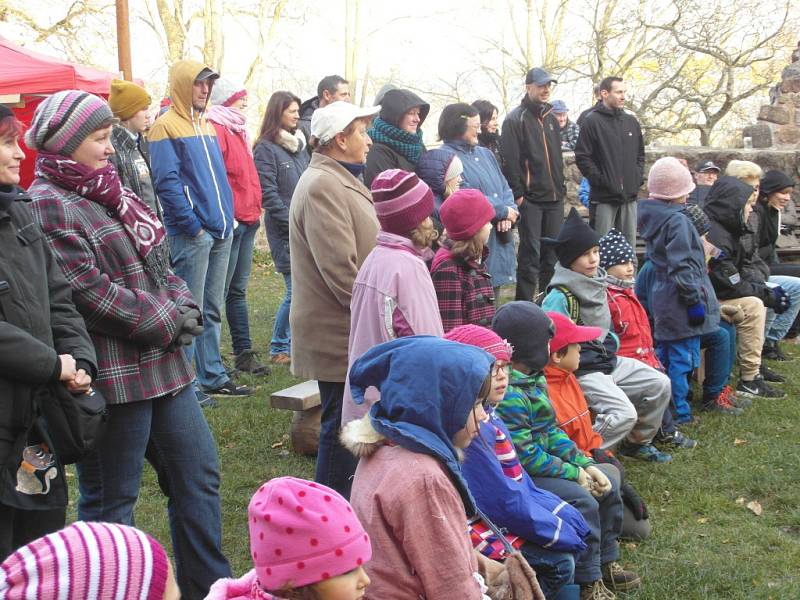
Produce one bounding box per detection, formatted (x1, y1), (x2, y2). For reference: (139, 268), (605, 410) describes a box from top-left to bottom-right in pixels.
(36, 153), (171, 286)
(206, 105), (251, 155)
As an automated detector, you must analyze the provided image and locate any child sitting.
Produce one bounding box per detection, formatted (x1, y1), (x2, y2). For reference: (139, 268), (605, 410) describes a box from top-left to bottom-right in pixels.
(599, 228), (697, 450)
(543, 311), (653, 543)
(342, 336), (540, 599)
(447, 324), (589, 599)
(541, 208), (672, 463)
(206, 477), (372, 600)
(431, 188), (497, 332)
(492, 301), (640, 599)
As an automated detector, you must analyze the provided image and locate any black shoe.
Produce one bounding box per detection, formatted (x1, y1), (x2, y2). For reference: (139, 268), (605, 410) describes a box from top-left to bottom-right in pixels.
(736, 377), (786, 399)
(196, 390), (218, 408)
(234, 349), (271, 376)
(760, 364), (786, 383)
(204, 379), (253, 397)
(763, 340), (791, 362)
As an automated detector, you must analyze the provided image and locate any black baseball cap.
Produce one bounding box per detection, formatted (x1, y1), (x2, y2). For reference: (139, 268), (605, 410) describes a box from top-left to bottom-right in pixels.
(696, 160), (721, 173)
(195, 67), (220, 82)
(526, 67), (557, 86)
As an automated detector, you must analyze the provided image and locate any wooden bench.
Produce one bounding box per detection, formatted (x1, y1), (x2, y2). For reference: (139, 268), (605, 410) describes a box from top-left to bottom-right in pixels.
(270, 380), (321, 456)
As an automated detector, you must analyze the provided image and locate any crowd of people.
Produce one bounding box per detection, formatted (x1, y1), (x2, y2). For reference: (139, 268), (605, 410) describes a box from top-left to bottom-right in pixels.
(0, 57), (797, 600)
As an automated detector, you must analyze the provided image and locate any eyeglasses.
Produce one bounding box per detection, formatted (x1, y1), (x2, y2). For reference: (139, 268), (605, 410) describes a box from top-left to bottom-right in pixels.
(491, 363), (510, 377)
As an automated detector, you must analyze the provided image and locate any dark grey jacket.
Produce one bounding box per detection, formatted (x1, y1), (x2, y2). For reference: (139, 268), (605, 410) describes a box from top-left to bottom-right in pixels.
(109, 125), (162, 221)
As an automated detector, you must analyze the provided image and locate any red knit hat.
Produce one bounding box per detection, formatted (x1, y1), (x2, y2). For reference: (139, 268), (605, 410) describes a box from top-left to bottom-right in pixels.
(248, 477), (372, 591)
(371, 169), (434, 235)
(444, 324), (513, 361)
(439, 188), (495, 241)
(546, 311), (603, 353)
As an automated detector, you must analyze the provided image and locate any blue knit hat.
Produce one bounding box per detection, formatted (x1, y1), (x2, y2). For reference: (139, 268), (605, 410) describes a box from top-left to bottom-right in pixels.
(599, 229), (635, 269)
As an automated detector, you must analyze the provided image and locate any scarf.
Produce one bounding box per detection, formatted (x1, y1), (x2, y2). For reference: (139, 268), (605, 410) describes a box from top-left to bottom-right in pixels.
(36, 153), (170, 287)
(0, 184), (19, 212)
(337, 160), (365, 178)
(548, 262), (612, 336)
(206, 105), (251, 155)
(606, 274), (635, 289)
(275, 128), (305, 154)
(478, 131), (500, 153)
(367, 117), (424, 164)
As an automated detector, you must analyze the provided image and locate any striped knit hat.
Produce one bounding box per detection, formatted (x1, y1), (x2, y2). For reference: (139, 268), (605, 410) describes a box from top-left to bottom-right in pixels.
(25, 90), (115, 156)
(0, 521), (169, 599)
(370, 169), (434, 235)
(444, 324), (513, 361)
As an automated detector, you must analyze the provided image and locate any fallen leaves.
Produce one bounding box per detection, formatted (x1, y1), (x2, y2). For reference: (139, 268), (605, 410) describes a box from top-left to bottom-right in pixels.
(733, 438), (748, 446)
(746, 500), (763, 516)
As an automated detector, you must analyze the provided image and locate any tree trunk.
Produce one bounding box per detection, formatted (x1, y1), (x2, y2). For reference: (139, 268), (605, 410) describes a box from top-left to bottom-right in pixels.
(203, 0), (223, 71)
(154, 0), (186, 63)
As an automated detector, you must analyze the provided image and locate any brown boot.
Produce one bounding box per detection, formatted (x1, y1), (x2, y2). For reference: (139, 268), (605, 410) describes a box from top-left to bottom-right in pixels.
(601, 561), (641, 592)
(579, 580), (617, 600)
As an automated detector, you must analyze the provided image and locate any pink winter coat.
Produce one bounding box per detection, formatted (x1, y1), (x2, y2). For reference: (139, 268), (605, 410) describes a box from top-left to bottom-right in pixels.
(341, 231), (444, 425)
(204, 570), (285, 600)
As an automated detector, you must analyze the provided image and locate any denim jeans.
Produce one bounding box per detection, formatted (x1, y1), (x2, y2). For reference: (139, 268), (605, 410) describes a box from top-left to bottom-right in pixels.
(75, 385), (231, 599)
(170, 231), (233, 390)
(764, 275), (800, 342)
(655, 336), (701, 424)
(519, 542), (575, 599)
(532, 464), (622, 585)
(316, 381), (358, 499)
(701, 322), (736, 400)
(224, 221), (259, 355)
(270, 272), (292, 355)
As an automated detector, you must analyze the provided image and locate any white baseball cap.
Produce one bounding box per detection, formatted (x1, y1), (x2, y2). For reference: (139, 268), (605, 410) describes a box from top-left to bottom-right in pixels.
(310, 101), (380, 144)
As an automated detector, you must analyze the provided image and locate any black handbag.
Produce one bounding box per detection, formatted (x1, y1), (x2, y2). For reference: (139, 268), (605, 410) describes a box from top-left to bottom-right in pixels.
(39, 385), (109, 465)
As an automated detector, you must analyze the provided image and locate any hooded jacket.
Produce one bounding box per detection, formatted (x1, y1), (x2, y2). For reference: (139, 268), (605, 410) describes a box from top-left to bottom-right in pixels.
(638, 199), (720, 341)
(148, 60), (234, 238)
(296, 96), (318, 146)
(703, 177), (773, 305)
(574, 104), (645, 205)
(416, 146), (458, 223)
(605, 276), (661, 369)
(499, 96), (565, 204)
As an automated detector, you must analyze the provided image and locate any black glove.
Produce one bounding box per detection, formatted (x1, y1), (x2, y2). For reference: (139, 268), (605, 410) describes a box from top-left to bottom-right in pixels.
(168, 306), (203, 351)
(620, 482), (649, 521)
(591, 447), (625, 480)
(771, 286), (791, 315)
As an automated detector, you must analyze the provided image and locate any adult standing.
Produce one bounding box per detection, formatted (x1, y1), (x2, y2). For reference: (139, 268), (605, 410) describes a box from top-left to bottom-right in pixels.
(297, 75), (350, 144)
(0, 105), (96, 558)
(441, 103), (519, 294)
(253, 91), (310, 366)
(149, 60), (250, 403)
(290, 101), (380, 498)
(108, 79), (161, 220)
(472, 99), (502, 165)
(574, 76), (645, 247)
(364, 88), (429, 186)
(207, 79), (269, 377)
(500, 67), (566, 301)
(25, 91), (231, 598)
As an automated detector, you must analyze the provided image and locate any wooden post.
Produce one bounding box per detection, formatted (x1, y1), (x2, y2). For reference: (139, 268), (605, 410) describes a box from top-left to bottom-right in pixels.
(115, 0), (133, 81)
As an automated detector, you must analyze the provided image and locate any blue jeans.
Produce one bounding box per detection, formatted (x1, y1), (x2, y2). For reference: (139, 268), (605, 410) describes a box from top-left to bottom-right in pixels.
(656, 336), (701, 424)
(76, 386), (231, 599)
(532, 464), (622, 585)
(519, 542), (575, 599)
(224, 222), (259, 355)
(270, 272), (292, 355)
(316, 381), (358, 499)
(764, 275), (800, 342)
(701, 322), (736, 400)
(170, 231), (233, 390)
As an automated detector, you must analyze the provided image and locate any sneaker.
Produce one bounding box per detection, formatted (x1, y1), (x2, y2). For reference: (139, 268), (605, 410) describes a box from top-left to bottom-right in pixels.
(234, 349), (271, 376)
(721, 384), (751, 408)
(736, 377), (786, 399)
(270, 352), (291, 365)
(204, 379), (253, 397)
(580, 580), (617, 600)
(196, 390), (218, 408)
(619, 441), (672, 463)
(762, 340), (791, 361)
(657, 430), (698, 449)
(760, 364), (786, 383)
(601, 561), (641, 592)
(702, 389), (744, 415)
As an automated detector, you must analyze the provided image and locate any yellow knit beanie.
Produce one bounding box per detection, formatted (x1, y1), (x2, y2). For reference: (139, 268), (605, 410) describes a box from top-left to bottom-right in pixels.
(108, 79), (151, 121)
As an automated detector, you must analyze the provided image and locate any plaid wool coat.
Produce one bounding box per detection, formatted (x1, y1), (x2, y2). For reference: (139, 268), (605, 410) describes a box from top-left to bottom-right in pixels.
(28, 178), (196, 405)
(430, 246), (495, 333)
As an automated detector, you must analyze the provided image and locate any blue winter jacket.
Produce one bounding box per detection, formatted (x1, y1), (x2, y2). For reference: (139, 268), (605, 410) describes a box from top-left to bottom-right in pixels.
(444, 140), (518, 287)
(637, 199), (720, 341)
(462, 409), (589, 553)
(416, 146), (457, 226)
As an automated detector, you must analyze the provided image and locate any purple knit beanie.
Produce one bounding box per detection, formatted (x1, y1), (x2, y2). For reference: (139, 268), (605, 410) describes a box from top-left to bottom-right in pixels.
(371, 169), (434, 235)
(0, 522), (169, 599)
(648, 156), (695, 200)
(25, 90), (115, 156)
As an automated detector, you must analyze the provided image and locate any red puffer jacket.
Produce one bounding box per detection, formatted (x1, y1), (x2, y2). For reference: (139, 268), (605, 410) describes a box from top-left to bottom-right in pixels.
(210, 123), (262, 225)
(607, 282), (662, 370)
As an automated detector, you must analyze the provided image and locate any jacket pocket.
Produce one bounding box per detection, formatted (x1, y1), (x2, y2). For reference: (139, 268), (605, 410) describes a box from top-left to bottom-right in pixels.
(183, 185), (194, 209)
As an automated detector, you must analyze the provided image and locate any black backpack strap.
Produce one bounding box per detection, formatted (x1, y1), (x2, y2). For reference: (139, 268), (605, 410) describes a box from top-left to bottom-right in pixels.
(553, 285), (582, 324)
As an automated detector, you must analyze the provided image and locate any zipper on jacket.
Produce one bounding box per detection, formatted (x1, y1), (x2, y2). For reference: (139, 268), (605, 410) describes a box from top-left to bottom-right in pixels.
(538, 113), (557, 202)
(183, 185), (194, 209)
(192, 107), (228, 236)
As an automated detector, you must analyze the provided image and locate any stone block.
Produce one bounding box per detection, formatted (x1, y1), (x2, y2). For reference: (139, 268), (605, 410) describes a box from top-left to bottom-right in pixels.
(781, 78), (800, 94)
(759, 105), (791, 125)
(742, 123), (773, 148)
(776, 126), (800, 145)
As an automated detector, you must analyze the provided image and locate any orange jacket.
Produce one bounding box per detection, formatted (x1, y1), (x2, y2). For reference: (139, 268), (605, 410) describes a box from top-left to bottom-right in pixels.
(543, 364), (603, 454)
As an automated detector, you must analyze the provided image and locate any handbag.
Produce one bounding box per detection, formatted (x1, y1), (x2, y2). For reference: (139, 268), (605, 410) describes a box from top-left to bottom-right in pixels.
(39, 384), (109, 465)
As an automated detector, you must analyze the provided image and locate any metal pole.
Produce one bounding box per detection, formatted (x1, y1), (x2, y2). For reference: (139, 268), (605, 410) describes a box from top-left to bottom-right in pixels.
(116, 0), (132, 80)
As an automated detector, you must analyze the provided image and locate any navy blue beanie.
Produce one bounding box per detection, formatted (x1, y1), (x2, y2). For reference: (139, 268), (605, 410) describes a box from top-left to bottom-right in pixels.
(492, 301), (554, 373)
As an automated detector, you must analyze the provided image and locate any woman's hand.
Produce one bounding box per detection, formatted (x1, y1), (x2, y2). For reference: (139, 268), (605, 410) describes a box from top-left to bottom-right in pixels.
(496, 219), (513, 233)
(66, 369), (92, 393)
(58, 354), (77, 382)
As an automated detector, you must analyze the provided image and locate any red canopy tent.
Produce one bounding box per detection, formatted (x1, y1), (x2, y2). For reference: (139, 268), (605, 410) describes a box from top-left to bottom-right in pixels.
(0, 37), (136, 186)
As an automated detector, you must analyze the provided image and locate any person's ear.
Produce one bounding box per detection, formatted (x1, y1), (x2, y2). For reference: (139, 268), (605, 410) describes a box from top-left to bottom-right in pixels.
(334, 131), (348, 152)
(549, 351), (561, 365)
(322, 90), (332, 104)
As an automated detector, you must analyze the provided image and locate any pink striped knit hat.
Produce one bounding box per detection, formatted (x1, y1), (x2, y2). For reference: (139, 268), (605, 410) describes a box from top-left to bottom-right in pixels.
(0, 521), (169, 600)
(370, 169), (434, 235)
(444, 324), (513, 361)
(249, 477), (371, 591)
(25, 90), (115, 156)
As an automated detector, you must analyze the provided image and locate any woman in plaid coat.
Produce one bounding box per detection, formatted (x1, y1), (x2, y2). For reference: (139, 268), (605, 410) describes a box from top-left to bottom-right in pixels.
(25, 91), (231, 600)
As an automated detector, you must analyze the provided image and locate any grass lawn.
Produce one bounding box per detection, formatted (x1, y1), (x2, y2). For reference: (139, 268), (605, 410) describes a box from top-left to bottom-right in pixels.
(71, 248), (800, 599)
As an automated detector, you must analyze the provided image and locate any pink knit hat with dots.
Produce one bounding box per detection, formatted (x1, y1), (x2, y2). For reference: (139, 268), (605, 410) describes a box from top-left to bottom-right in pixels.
(0, 521), (169, 600)
(249, 477), (372, 591)
(444, 324), (513, 362)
